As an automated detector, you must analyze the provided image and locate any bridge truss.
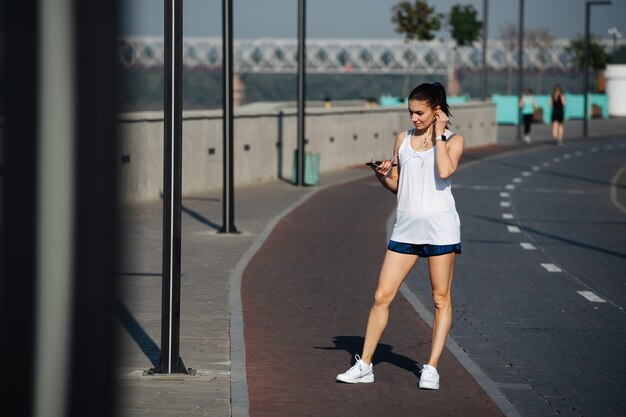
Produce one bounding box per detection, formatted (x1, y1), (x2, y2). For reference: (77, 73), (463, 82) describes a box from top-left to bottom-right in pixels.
(118, 37), (620, 74)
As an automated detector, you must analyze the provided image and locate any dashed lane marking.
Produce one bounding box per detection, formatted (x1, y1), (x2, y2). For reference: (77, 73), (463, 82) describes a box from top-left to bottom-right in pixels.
(500, 201), (511, 207)
(520, 242), (536, 250)
(577, 291), (607, 303)
(522, 171), (531, 177)
(591, 147), (598, 152)
(542, 162), (551, 167)
(500, 192), (510, 198)
(513, 178), (523, 183)
(563, 154), (571, 159)
(502, 213), (514, 219)
(507, 225), (521, 233)
(522, 188), (597, 195)
(540, 263), (562, 273)
(505, 184), (516, 190)
(532, 166), (540, 171)
(575, 150), (583, 156)
(553, 157), (561, 163)
(452, 184), (502, 190)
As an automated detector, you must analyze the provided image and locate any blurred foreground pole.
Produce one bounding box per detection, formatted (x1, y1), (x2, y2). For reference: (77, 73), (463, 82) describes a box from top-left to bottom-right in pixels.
(0, 1), (120, 416)
(516, 0), (524, 142)
(296, 0), (306, 186)
(158, 0), (189, 373)
(583, 1), (611, 137)
(0, 2), (39, 415)
(220, 0), (238, 233)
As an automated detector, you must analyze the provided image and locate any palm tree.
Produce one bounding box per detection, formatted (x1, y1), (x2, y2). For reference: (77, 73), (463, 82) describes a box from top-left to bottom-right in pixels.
(391, 0), (441, 97)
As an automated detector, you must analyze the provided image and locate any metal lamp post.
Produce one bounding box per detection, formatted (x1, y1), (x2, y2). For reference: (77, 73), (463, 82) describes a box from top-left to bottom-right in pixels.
(583, 1), (611, 137)
(516, 0), (525, 142)
(480, 0), (489, 101)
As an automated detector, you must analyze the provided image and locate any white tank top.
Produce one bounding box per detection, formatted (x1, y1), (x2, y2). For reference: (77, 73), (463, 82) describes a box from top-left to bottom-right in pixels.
(389, 129), (461, 245)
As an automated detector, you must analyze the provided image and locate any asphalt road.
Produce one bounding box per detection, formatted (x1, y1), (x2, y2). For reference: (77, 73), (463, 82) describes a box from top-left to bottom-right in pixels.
(406, 137), (626, 417)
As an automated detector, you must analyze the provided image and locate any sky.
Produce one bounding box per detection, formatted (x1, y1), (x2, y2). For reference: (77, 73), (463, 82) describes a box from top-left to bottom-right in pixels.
(121, 0), (625, 42)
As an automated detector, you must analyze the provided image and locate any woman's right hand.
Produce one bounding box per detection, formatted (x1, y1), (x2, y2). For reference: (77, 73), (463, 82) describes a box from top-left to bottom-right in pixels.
(371, 159), (393, 178)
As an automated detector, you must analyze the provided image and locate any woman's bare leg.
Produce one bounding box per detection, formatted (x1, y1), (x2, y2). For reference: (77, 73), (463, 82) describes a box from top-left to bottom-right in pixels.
(425, 252), (455, 368)
(552, 121), (559, 140)
(360, 250), (418, 363)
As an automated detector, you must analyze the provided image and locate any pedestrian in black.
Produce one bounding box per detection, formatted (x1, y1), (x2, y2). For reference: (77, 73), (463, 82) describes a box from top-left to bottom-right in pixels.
(550, 84), (566, 145)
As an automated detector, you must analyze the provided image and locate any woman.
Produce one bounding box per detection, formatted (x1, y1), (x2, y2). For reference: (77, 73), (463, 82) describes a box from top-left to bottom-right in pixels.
(336, 82), (464, 390)
(519, 88), (537, 144)
(550, 84), (566, 145)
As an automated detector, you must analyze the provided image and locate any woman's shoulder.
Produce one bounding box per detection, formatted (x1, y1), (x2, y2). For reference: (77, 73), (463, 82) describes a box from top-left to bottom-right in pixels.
(445, 129), (465, 144)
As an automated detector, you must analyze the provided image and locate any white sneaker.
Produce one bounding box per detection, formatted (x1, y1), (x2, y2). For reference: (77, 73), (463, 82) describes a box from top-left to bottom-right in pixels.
(523, 135), (531, 144)
(336, 355), (374, 383)
(419, 364), (440, 389)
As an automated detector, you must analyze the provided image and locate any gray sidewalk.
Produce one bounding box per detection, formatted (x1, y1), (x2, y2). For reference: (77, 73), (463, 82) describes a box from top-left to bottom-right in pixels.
(115, 169), (370, 417)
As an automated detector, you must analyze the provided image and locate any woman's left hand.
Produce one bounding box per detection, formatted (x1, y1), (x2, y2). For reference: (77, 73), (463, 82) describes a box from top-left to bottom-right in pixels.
(434, 109), (448, 136)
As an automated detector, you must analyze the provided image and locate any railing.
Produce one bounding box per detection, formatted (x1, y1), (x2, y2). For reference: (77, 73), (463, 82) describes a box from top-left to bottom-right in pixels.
(117, 37), (624, 74)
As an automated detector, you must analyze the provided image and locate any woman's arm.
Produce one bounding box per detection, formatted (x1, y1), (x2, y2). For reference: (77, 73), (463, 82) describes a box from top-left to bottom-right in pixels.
(435, 135), (465, 180)
(372, 132), (403, 194)
(433, 109), (464, 180)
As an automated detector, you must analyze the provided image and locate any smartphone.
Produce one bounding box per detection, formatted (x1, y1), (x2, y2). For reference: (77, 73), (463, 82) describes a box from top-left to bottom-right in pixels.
(366, 161), (398, 168)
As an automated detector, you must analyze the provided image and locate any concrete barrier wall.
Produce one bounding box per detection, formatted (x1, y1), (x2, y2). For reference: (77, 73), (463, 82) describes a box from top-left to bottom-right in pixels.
(117, 101), (497, 204)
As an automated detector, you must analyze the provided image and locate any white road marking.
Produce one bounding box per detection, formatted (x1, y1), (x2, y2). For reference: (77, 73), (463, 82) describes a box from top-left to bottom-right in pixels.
(500, 192), (510, 198)
(452, 184), (502, 190)
(563, 154), (571, 159)
(502, 213), (514, 219)
(577, 290), (607, 303)
(532, 166), (540, 171)
(505, 184), (516, 190)
(542, 162), (551, 167)
(541, 263), (562, 273)
(523, 188), (597, 195)
(520, 242), (536, 250)
(553, 157), (561, 163)
(522, 171), (531, 177)
(575, 151), (583, 156)
(610, 166), (626, 215)
(507, 225), (521, 233)
(513, 178), (523, 183)
(500, 201), (511, 207)
(591, 147), (598, 152)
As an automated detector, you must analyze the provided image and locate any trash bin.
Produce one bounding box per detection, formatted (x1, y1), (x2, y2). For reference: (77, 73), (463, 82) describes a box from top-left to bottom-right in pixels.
(292, 149), (320, 186)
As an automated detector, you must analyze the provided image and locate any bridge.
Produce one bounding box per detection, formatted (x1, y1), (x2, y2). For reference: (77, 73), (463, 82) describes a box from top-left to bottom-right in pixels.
(118, 37), (621, 74)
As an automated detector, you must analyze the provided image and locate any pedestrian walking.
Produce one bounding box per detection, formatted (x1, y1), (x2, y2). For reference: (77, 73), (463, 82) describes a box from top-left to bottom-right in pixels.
(550, 84), (566, 145)
(519, 88), (537, 143)
(336, 82), (464, 390)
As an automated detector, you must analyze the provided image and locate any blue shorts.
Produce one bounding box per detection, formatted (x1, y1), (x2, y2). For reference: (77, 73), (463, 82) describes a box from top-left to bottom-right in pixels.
(387, 240), (462, 257)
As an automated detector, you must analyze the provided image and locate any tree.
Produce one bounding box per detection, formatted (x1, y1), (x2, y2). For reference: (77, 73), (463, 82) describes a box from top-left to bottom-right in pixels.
(526, 27), (554, 93)
(499, 22), (518, 95)
(566, 36), (612, 93)
(391, 0), (441, 96)
(446, 4), (482, 95)
(566, 35), (611, 70)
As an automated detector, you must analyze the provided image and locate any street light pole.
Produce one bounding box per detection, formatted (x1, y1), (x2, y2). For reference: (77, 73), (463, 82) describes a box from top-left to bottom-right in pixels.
(583, 1), (611, 137)
(516, 0), (524, 142)
(220, 0), (238, 233)
(480, 0), (489, 101)
(296, 0), (306, 186)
